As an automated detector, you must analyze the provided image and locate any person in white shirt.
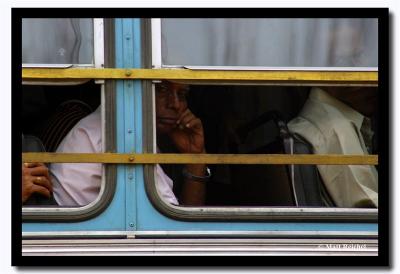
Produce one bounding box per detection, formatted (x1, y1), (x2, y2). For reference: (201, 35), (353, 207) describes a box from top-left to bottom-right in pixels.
(50, 81), (207, 207)
(288, 87), (378, 208)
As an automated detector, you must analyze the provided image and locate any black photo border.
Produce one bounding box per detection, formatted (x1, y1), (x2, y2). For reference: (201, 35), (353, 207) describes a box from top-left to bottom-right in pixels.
(12, 7), (390, 268)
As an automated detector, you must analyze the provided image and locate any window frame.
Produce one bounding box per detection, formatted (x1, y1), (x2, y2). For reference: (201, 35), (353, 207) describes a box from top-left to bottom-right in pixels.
(144, 18), (379, 222)
(20, 17), (380, 223)
(22, 18), (102, 68)
(21, 18), (117, 222)
(152, 18), (378, 72)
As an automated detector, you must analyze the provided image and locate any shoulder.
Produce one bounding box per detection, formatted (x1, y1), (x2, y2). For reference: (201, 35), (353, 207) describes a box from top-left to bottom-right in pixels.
(290, 96), (353, 135)
(56, 107), (102, 153)
(288, 104), (336, 154)
(75, 107), (101, 132)
(289, 105), (359, 154)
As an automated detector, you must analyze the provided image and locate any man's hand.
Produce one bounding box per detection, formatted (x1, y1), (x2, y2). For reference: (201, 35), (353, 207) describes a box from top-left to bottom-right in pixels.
(168, 108), (205, 154)
(166, 108), (207, 206)
(22, 162), (52, 204)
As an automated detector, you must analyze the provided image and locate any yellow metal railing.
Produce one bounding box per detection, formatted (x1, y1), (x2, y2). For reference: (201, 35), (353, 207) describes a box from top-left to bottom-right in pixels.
(22, 153), (378, 165)
(22, 68), (378, 86)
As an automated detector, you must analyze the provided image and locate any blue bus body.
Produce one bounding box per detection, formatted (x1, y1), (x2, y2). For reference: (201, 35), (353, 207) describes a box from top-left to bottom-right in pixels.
(21, 18), (378, 256)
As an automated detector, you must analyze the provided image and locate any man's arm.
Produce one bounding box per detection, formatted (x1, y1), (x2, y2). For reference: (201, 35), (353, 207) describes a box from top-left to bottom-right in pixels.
(180, 163), (207, 206)
(168, 108), (207, 206)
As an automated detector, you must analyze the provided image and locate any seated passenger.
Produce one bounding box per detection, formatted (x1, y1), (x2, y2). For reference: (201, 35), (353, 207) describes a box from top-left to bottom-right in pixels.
(288, 87), (378, 208)
(50, 81), (207, 206)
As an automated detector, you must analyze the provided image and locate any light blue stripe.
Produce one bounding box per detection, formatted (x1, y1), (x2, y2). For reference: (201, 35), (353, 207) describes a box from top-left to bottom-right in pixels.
(116, 18), (142, 231)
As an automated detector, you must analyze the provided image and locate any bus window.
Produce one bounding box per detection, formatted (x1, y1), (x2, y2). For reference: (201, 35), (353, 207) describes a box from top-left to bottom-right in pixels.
(144, 17), (379, 220)
(158, 18), (377, 69)
(149, 83), (378, 209)
(22, 18), (94, 66)
(21, 18), (116, 220)
(20, 17), (378, 222)
(22, 81), (101, 206)
(155, 84), (308, 206)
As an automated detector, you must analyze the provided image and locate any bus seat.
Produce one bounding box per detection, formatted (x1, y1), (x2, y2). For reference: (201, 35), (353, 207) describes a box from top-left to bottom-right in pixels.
(233, 111), (327, 207)
(22, 134), (46, 153)
(39, 100), (93, 152)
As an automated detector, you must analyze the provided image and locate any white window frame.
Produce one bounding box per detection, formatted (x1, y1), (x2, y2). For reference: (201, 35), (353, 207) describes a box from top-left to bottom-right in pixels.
(22, 18), (104, 69)
(22, 18), (114, 220)
(147, 18), (379, 221)
(151, 18), (378, 72)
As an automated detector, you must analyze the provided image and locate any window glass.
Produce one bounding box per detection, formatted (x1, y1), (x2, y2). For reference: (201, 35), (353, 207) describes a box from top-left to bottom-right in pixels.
(22, 82), (101, 208)
(153, 83), (378, 209)
(161, 18), (378, 68)
(22, 18), (94, 65)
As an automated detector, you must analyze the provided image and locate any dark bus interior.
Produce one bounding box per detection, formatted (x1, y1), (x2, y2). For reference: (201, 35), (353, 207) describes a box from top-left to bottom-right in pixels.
(22, 82), (376, 207)
(22, 81), (101, 152)
(158, 84), (312, 207)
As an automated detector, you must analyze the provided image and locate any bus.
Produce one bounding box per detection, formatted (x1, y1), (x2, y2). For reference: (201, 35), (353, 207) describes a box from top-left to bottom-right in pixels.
(16, 10), (387, 263)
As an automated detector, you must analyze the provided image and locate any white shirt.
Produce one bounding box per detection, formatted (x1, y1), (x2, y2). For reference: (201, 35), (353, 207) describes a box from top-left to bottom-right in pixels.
(288, 88), (378, 208)
(50, 106), (178, 206)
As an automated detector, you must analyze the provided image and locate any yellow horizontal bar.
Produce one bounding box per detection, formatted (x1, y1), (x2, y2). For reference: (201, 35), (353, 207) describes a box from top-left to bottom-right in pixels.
(22, 153), (378, 165)
(22, 68), (378, 85)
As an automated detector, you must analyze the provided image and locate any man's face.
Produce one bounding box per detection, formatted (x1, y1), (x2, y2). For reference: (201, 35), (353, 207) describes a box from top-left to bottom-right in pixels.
(155, 81), (189, 134)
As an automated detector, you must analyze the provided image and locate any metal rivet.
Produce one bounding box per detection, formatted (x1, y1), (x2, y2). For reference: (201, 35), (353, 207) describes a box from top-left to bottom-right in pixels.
(128, 174), (133, 180)
(126, 36), (131, 40)
(129, 223), (134, 227)
(125, 70), (132, 77)
(128, 129), (133, 134)
(129, 157), (134, 162)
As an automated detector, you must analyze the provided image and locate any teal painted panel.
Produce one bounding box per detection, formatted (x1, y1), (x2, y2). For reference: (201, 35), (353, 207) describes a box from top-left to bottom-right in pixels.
(117, 18), (142, 231)
(22, 18), (378, 236)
